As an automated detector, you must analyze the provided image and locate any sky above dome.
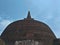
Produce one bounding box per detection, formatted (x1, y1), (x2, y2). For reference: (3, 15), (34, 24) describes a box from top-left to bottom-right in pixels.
(0, 0), (60, 38)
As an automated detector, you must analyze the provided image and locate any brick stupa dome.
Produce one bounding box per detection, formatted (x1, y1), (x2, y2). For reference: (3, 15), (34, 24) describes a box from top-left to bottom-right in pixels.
(1, 11), (56, 43)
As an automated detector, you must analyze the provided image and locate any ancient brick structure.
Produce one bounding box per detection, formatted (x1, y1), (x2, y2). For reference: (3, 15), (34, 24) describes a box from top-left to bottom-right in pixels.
(0, 11), (60, 45)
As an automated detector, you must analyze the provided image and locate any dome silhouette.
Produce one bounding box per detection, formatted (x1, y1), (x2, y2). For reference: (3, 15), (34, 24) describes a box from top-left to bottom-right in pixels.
(0, 11), (57, 45)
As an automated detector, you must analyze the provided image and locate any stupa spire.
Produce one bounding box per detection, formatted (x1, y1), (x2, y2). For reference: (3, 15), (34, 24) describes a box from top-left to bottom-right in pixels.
(27, 11), (31, 19)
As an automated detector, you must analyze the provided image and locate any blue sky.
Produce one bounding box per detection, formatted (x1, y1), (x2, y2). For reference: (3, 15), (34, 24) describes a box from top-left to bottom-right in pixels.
(0, 0), (60, 38)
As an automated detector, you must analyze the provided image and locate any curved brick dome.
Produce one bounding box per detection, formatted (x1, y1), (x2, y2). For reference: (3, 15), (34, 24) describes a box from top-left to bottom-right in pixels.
(1, 11), (56, 41)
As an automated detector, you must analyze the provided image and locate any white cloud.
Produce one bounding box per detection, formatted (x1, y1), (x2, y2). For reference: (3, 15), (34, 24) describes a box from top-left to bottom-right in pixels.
(54, 16), (60, 24)
(53, 16), (60, 38)
(0, 20), (11, 27)
(0, 17), (12, 35)
(0, 16), (2, 20)
(44, 15), (53, 20)
(53, 16), (60, 29)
